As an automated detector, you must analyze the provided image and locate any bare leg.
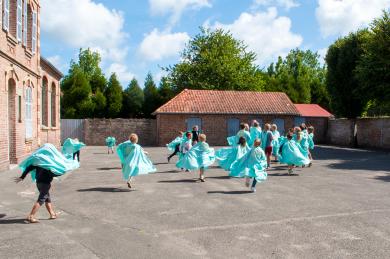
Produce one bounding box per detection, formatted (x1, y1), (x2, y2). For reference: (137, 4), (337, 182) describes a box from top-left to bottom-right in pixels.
(28, 202), (41, 222)
(267, 154), (271, 168)
(199, 168), (205, 182)
(45, 202), (56, 218)
(245, 177), (250, 187)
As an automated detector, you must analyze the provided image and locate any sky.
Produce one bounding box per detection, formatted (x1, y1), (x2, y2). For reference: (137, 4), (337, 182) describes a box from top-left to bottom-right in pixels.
(40, 0), (390, 87)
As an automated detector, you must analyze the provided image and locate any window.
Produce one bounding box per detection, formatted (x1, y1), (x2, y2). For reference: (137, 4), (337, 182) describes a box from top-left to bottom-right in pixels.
(25, 86), (32, 138)
(3, 0), (9, 31)
(23, 0), (27, 46)
(272, 118), (285, 136)
(31, 10), (36, 54)
(42, 77), (48, 126)
(16, 0), (22, 41)
(51, 83), (56, 127)
(186, 117), (202, 132)
(18, 95), (22, 122)
(227, 118), (240, 137)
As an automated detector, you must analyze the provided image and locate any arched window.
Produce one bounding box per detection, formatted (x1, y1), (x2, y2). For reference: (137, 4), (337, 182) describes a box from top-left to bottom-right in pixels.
(51, 83), (56, 127)
(42, 77), (48, 126)
(25, 85), (32, 139)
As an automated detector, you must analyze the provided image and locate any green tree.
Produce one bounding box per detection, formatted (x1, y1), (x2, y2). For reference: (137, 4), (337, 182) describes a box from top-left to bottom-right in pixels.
(122, 78), (144, 118)
(158, 76), (175, 106)
(165, 27), (265, 92)
(105, 73), (123, 118)
(92, 88), (107, 118)
(356, 11), (390, 116)
(265, 49), (329, 106)
(143, 73), (160, 118)
(325, 30), (369, 118)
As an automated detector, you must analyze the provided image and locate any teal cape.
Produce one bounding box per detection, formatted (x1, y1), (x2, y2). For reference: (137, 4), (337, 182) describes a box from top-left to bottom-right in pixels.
(227, 130), (251, 146)
(261, 130), (273, 150)
(176, 142), (215, 170)
(215, 144), (250, 171)
(271, 130), (280, 156)
(62, 138), (86, 159)
(105, 137), (116, 147)
(229, 146), (268, 182)
(19, 143), (80, 181)
(117, 141), (156, 180)
(278, 140), (311, 166)
(250, 127), (262, 146)
(308, 133), (315, 150)
(167, 136), (183, 152)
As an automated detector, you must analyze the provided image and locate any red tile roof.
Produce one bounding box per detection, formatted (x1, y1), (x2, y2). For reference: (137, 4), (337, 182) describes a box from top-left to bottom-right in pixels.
(294, 104), (333, 117)
(154, 89), (300, 115)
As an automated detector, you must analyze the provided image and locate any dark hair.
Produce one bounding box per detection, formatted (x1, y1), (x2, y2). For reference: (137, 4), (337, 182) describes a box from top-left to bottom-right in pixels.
(238, 136), (246, 146)
(186, 132), (192, 137)
(300, 123), (307, 130)
(308, 126), (314, 133)
(287, 133), (293, 140)
(239, 123), (246, 130)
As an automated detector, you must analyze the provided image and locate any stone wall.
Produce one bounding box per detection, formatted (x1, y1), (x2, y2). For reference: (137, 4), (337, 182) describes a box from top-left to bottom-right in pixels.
(84, 119), (157, 146)
(303, 117), (328, 143)
(327, 118), (390, 149)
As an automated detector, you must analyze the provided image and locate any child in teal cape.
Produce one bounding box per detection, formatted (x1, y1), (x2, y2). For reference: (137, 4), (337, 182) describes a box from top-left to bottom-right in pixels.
(167, 131), (184, 162)
(216, 137), (250, 171)
(105, 136), (116, 154)
(279, 133), (311, 175)
(117, 134), (156, 188)
(227, 123), (251, 146)
(249, 120), (262, 146)
(176, 134), (215, 182)
(15, 143), (79, 223)
(261, 123), (274, 168)
(62, 138), (86, 161)
(271, 124), (280, 162)
(308, 126), (315, 160)
(230, 138), (267, 193)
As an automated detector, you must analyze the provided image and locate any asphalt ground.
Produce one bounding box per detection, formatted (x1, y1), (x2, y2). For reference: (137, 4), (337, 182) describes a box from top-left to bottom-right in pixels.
(1, 145), (390, 259)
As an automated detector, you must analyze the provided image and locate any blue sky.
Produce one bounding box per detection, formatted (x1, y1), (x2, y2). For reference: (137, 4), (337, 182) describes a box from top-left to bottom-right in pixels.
(40, 0), (390, 88)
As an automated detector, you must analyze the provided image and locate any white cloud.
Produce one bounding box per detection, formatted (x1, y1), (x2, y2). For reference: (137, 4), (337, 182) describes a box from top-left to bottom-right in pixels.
(139, 29), (190, 61)
(252, 0), (299, 10)
(317, 48), (328, 64)
(149, 0), (211, 25)
(210, 8), (303, 66)
(107, 63), (135, 86)
(46, 55), (67, 72)
(316, 0), (390, 37)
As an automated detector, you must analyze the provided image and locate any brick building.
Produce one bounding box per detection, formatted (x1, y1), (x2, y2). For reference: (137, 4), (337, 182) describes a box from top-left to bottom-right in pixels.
(153, 89), (302, 146)
(0, 0), (62, 171)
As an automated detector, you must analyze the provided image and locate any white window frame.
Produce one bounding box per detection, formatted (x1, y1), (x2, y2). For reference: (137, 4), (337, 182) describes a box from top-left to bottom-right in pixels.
(17, 0), (22, 42)
(3, 0), (9, 31)
(32, 10), (37, 54)
(23, 0), (27, 46)
(25, 86), (33, 139)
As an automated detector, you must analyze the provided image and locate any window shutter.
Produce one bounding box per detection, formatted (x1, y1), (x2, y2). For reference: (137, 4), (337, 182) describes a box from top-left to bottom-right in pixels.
(32, 11), (37, 54)
(23, 0), (27, 46)
(17, 0), (22, 42)
(3, 0), (9, 31)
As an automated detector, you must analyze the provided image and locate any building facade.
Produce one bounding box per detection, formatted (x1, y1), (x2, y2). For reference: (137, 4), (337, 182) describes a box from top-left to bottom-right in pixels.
(0, 0), (62, 171)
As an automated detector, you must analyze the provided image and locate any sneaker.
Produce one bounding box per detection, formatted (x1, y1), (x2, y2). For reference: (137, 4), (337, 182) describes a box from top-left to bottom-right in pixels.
(251, 187), (256, 193)
(200, 176), (205, 182)
(127, 182), (132, 189)
(185, 169), (190, 172)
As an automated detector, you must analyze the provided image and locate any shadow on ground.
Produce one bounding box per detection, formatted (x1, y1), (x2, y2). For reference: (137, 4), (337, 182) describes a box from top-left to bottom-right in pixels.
(374, 174), (390, 182)
(0, 218), (28, 224)
(96, 167), (122, 171)
(158, 179), (198, 183)
(208, 190), (253, 195)
(77, 187), (133, 192)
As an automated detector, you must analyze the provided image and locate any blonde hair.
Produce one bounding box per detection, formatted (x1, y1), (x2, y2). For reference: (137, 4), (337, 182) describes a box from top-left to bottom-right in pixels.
(271, 124), (277, 130)
(264, 123), (271, 130)
(199, 134), (206, 142)
(254, 138), (261, 147)
(129, 133), (138, 143)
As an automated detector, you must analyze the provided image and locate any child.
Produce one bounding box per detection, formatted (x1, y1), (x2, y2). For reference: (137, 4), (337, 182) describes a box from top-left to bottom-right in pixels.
(178, 132), (193, 171)
(250, 121), (262, 146)
(261, 123), (273, 168)
(271, 124), (280, 162)
(308, 126), (315, 160)
(230, 139), (267, 193)
(192, 126), (200, 145)
(227, 123), (251, 146)
(105, 136), (116, 154)
(167, 131), (184, 163)
(15, 144), (79, 223)
(279, 133), (311, 175)
(176, 134), (215, 182)
(117, 134), (156, 188)
(216, 137), (250, 171)
(62, 138), (86, 161)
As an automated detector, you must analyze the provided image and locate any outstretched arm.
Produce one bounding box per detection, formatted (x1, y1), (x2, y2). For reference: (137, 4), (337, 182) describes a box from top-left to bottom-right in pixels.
(14, 165), (37, 183)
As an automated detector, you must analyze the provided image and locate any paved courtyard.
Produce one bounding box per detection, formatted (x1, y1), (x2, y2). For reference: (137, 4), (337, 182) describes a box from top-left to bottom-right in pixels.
(0, 145), (390, 258)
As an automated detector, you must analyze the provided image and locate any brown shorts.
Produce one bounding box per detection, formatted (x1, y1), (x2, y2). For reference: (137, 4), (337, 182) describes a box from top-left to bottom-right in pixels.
(265, 146), (273, 156)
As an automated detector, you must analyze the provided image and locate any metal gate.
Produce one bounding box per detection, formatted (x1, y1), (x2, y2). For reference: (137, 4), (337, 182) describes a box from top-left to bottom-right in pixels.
(61, 119), (84, 143)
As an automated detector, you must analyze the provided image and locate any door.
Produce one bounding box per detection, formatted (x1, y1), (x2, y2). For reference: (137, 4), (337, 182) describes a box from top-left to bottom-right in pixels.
(272, 118), (285, 136)
(186, 117), (202, 132)
(227, 118), (240, 137)
(294, 117), (306, 127)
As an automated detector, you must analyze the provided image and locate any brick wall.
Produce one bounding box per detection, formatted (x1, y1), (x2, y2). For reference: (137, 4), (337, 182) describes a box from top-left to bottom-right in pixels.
(304, 117), (328, 143)
(157, 114), (296, 146)
(84, 119), (157, 146)
(327, 118), (390, 149)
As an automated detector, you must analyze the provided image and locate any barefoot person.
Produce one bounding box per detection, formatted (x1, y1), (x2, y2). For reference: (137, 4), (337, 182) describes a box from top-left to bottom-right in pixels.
(117, 134), (156, 188)
(15, 144), (79, 223)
